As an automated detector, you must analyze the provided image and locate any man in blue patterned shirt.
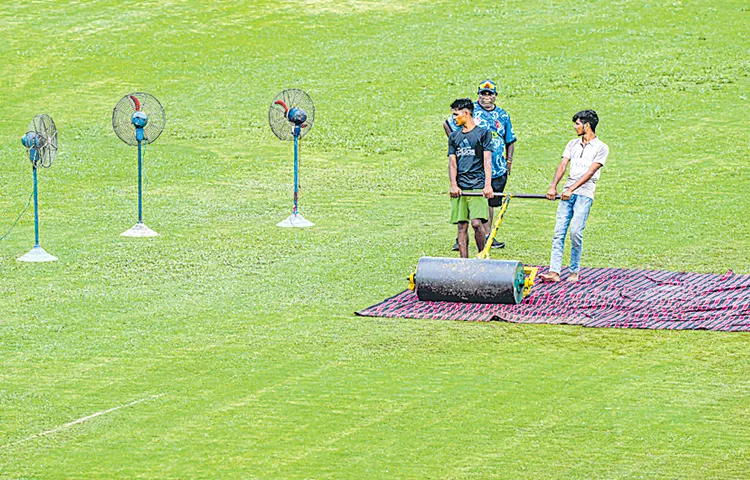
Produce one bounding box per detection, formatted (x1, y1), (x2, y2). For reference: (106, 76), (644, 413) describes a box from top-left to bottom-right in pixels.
(444, 79), (517, 250)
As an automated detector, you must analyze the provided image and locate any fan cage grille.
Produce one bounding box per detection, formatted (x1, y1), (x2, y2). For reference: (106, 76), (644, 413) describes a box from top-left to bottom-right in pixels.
(269, 89), (315, 141)
(112, 92), (166, 146)
(26, 114), (58, 168)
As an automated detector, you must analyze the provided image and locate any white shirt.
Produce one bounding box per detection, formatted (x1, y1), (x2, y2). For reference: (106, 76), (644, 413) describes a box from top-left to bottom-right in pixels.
(562, 136), (609, 199)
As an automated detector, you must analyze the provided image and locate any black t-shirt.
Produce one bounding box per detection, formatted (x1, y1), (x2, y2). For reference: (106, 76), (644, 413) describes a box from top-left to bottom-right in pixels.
(448, 126), (494, 190)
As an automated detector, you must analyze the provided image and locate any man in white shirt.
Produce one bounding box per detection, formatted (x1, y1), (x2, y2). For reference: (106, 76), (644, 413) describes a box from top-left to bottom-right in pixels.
(540, 110), (609, 283)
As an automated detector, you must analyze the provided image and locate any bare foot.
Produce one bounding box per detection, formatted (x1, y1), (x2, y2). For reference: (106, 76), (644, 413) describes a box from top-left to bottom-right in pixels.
(539, 272), (561, 282)
(568, 272), (579, 282)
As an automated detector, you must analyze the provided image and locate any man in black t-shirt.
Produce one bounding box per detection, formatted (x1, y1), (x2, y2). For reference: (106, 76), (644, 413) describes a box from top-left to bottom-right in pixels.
(448, 98), (494, 258)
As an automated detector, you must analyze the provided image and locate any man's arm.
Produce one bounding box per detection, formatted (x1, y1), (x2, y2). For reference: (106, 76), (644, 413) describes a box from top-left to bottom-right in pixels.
(546, 157), (570, 200)
(505, 141), (515, 174)
(443, 120), (453, 138)
(483, 151), (494, 198)
(560, 163), (603, 200)
(449, 154), (461, 197)
(503, 115), (517, 174)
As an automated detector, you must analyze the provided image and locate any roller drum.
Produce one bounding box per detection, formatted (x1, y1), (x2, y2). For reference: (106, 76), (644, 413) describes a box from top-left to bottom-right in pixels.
(415, 257), (525, 304)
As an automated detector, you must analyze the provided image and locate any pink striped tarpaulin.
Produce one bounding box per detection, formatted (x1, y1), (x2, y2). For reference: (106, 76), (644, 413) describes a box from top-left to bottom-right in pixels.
(356, 266), (750, 331)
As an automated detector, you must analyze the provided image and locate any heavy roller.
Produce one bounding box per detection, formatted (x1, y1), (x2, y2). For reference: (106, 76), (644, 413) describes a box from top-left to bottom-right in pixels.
(408, 193), (559, 305)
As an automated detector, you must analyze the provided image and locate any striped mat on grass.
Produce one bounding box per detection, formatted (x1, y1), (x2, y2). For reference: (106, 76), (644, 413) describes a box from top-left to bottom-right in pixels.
(356, 266), (750, 331)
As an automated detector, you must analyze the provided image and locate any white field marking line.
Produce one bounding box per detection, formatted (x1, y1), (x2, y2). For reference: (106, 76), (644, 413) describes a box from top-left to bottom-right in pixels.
(2, 393), (165, 449)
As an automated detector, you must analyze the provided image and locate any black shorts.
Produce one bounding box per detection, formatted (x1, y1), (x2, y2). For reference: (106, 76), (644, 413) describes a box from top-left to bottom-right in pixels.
(488, 173), (508, 207)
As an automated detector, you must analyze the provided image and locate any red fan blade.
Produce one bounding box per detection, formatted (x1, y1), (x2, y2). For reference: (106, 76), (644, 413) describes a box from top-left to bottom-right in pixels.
(274, 100), (289, 113)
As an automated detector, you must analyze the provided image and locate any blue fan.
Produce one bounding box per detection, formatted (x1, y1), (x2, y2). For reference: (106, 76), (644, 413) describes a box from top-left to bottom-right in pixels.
(112, 92), (166, 237)
(269, 89), (315, 227)
(18, 114), (58, 262)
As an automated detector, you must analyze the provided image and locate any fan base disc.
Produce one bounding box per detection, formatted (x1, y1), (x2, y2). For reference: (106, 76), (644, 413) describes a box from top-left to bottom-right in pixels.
(18, 246), (58, 262)
(121, 222), (159, 237)
(277, 214), (314, 228)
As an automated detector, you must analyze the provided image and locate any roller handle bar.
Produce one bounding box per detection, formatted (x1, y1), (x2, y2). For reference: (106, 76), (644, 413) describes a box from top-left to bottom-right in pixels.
(459, 192), (561, 199)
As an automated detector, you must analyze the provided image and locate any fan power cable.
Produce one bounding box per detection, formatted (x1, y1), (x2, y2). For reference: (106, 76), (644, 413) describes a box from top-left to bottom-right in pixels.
(0, 192), (33, 242)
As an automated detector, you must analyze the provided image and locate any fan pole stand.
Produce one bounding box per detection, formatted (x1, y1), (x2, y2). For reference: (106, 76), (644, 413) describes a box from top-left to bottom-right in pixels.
(277, 130), (314, 228)
(121, 222), (159, 237)
(18, 167), (57, 262)
(277, 213), (314, 228)
(18, 246), (58, 262)
(122, 139), (158, 237)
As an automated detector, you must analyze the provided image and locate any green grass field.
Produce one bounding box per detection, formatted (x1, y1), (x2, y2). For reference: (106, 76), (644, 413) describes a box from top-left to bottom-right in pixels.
(1, 0), (749, 478)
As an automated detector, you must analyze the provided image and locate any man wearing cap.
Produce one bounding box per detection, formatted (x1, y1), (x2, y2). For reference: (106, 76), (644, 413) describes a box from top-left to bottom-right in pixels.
(444, 79), (517, 251)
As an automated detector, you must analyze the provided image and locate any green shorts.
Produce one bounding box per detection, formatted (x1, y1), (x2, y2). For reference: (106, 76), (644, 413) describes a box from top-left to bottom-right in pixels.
(450, 190), (490, 224)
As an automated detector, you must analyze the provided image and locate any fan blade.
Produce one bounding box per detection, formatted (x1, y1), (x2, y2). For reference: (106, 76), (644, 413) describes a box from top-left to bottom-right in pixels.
(274, 100), (289, 114)
(129, 95), (142, 111)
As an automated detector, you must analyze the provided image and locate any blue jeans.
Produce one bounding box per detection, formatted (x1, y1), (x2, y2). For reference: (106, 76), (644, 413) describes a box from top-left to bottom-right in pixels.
(550, 194), (593, 274)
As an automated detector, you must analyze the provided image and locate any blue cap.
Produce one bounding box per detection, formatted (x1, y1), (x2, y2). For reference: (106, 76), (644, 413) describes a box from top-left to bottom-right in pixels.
(477, 79), (497, 94)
